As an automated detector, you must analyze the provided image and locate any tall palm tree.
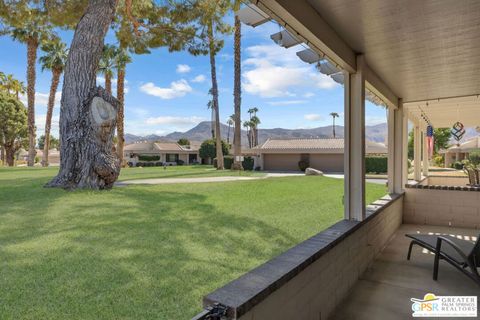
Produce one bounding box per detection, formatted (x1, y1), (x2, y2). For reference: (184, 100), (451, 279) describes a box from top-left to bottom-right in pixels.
(115, 47), (132, 164)
(243, 120), (252, 148)
(197, 0), (231, 170)
(232, 0), (243, 170)
(330, 112), (339, 138)
(227, 117), (234, 144)
(98, 44), (118, 95)
(39, 38), (68, 167)
(250, 115), (261, 147)
(10, 19), (52, 166)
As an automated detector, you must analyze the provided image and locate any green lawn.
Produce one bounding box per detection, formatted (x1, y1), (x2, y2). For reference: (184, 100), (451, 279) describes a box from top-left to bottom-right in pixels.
(0, 167), (386, 319)
(118, 165), (265, 181)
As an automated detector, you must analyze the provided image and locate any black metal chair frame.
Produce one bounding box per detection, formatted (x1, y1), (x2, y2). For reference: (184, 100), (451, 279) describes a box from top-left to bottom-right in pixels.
(406, 234), (480, 286)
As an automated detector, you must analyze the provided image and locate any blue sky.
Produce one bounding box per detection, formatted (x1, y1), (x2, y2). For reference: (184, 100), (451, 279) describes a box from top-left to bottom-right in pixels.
(0, 17), (385, 138)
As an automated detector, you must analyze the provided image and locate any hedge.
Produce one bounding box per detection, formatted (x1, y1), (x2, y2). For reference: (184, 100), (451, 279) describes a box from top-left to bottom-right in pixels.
(138, 155), (160, 162)
(365, 156), (388, 173)
(242, 156), (255, 171)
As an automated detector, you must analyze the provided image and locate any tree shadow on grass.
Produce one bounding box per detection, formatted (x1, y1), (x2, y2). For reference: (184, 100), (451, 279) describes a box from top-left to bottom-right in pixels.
(0, 184), (298, 319)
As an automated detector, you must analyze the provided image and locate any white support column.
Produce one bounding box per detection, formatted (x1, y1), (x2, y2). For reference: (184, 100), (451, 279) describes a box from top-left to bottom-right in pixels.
(402, 102), (409, 187)
(387, 107), (395, 193)
(392, 100), (406, 193)
(422, 128), (429, 177)
(344, 55), (366, 221)
(414, 122), (422, 181)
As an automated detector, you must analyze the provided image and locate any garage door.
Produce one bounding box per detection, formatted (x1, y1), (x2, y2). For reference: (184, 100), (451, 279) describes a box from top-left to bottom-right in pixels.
(263, 154), (301, 171)
(309, 154), (344, 172)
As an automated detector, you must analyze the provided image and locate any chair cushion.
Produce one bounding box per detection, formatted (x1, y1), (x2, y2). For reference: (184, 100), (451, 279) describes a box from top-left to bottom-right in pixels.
(406, 234), (475, 265)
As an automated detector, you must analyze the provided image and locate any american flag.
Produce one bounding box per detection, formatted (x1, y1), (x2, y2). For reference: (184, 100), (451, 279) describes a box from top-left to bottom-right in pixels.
(426, 125), (434, 159)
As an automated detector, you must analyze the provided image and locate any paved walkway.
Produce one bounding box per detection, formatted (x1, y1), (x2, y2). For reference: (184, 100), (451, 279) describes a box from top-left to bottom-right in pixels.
(116, 176), (263, 186)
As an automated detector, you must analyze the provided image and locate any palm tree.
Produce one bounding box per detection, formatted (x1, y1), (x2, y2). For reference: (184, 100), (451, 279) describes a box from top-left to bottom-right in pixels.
(232, 0), (243, 170)
(115, 47), (132, 164)
(1, 74), (25, 99)
(98, 44), (118, 95)
(243, 120), (252, 148)
(227, 117), (234, 144)
(10, 20), (52, 166)
(196, 0), (231, 170)
(250, 115), (261, 147)
(39, 38), (68, 167)
(330, 112), (339, 138)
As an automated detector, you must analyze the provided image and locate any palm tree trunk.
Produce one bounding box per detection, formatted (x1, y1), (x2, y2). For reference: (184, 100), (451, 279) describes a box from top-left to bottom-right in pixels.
(47, 0), (119, 189)
(42, 68), (61, 167)
(333, 117), (336, 138)
(232, 13), (243, 170)
(26, 38), (38, 167)
(105, 73), (112, 95)
(116, 67), (125, 164)
(208, 21), (224, 170)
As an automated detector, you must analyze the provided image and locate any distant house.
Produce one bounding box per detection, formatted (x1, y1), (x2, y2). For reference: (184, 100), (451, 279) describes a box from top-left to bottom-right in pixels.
(124, 141), (202, 166)
(248, 138), (387, 172)
(440, 136), (480, 167)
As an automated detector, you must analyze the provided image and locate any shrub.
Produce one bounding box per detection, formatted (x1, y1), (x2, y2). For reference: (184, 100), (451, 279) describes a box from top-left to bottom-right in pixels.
(224, 156), (234, 169)
(365, 156), (388, 173)
(138, 155), (160, 162)
(468, 150), (480, 166)
(127, 162), (134, 167)
(176, 159), (185, 166)
(452, 161), (464, 170)
(242, 156), (255, 171)
(298, 160), (309, 171)
(433, 154), (444, 167)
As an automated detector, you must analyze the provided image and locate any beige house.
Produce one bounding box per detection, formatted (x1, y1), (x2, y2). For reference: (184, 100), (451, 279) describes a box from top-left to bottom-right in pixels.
(441, 136), (480, 167)
(124, 141), (202, 166)
(251, 138), (387, 172)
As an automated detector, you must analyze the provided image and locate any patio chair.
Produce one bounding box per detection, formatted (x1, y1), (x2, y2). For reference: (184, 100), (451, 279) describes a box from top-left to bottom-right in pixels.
(405, 233), (480, 286)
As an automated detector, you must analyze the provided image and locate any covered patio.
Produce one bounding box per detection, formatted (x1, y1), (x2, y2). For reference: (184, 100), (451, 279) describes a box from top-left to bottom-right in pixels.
(194, 1), (480, 319)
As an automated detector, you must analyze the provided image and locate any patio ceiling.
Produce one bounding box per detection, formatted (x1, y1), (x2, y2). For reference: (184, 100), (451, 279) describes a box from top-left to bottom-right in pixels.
(404, 95), (480, 128)
(306, 0), (480, 103)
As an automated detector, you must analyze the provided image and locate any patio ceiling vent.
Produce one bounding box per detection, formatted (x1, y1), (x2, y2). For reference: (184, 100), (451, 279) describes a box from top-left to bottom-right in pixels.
(236, 4), (270, 27)
(270, 29), (302, 48)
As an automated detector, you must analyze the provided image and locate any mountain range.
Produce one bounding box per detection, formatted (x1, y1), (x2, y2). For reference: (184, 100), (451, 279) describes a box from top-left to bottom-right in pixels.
(125, 121), (389, 146)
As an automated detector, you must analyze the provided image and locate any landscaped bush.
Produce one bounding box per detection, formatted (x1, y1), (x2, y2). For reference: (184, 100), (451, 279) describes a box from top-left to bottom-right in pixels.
(468, 150), (480, 166)
(138, 155), (160, 162)
(298, 160), (309, 171)
(433, 154), (444, 167)
(176, 159), (185, 166)
(242, 156), (254, 171)
(224, 156), (234, 169)
(452, 161), (464, 170)
(365, 156), (388, 173)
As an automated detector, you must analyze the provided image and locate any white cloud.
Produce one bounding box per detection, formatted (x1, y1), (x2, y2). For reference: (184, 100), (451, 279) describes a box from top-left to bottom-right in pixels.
(303, 92), (315, 98)
(268, 100), (307, 106)
(242, 44), (338, 98)
(176, 64), (191, 74)
(145, 116), (205, 126)
(20, 91), (61, 108)
(304, 114), (323, 121)
(35, 114), (60, 134)
(192, 74), (206, 83)
(96, 76), (130, 94)
(140, 80), (192, 99)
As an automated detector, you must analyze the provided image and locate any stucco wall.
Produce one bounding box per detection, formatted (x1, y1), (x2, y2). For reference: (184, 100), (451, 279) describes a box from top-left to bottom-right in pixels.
(263, 154), (301, 171)
(419, 176), (468, 186)
(404, 188), (480, 228)
(237, 196), (403, 320)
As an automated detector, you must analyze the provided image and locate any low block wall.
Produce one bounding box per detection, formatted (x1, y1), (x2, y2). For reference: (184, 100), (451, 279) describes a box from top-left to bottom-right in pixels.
(201, 195), (403, 320)
(404, 187), (480, 228)
(419, 176), (468, 186)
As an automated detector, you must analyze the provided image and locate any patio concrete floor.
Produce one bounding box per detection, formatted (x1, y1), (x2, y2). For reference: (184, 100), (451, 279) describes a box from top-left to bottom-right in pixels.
(332, 224), (479, 320)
